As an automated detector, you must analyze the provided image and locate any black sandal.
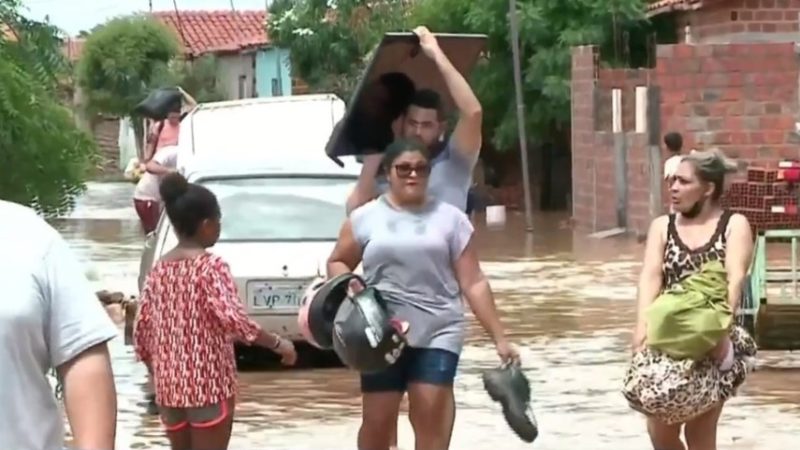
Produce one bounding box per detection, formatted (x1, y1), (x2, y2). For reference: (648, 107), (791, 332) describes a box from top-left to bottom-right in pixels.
(482, 362), (538, 443)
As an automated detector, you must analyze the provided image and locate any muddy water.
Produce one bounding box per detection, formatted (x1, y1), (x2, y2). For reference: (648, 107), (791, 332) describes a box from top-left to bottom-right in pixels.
(55, 182), (800, 449)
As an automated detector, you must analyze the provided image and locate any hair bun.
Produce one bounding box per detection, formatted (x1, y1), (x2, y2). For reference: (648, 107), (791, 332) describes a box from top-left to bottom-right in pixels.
(708, 147), (739, 173)
(159, 172), (189, 205)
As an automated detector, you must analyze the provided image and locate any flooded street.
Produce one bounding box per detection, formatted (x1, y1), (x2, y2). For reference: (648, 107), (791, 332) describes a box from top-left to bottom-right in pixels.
(56, 182), (800, 449)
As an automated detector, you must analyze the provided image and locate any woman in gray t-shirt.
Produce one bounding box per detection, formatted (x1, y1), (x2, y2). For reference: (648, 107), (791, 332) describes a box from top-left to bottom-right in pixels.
(327, 138), (518, 450)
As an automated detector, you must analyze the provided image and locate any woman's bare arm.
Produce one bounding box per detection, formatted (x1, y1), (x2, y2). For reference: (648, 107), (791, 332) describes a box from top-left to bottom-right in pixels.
(635, 216), (668, 332)
(724, 213), (754, 312)
(144, 159), (175, 176)
(178, 86), (198, 110)
(327, 220), (363, 276)
(143, 121), (159, 162)
(454, 239), (506, 344)
(346, 155), (382, 216)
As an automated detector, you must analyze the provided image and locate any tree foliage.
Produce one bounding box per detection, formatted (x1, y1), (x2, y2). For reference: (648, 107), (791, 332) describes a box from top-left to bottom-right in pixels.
(77, 15), (226, 133)
(76, 15), (180, 117)
(268, 0), (647, 150)
(414, 0), (646, 149)
(157, 55), (227, 104)
(0, 0), (97, 216)
(267, 0), (412, 101)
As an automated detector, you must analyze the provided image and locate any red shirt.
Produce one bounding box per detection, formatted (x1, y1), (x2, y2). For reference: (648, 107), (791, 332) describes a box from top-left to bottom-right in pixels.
(134, 253), (260, 407)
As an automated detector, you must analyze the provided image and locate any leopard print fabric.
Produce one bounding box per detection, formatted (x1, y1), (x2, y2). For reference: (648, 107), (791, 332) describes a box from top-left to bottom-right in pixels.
(662, 211), (731, 289)
(623, 210), (758, 425)
(623, 325), (757, 425)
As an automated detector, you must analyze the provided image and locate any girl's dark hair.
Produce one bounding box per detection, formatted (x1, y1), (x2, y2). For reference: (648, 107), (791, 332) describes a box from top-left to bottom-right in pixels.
(159, 172), (220, 237)
(381, 138), (430, 171)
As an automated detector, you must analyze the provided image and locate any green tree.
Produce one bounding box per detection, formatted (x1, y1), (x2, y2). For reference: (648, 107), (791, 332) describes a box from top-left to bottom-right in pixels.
(267, 0), (412, 101)
(77, 15), (180, 117)
(413, 0), (646, 149)
(162, 55), (227, 104)
(0, 0), (97, 216)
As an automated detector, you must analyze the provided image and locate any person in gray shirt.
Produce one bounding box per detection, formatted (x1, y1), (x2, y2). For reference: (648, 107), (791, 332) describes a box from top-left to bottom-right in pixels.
(0, 200), (118, 450)
(346, 26), (483, 215)
(328, 139), (518, 450)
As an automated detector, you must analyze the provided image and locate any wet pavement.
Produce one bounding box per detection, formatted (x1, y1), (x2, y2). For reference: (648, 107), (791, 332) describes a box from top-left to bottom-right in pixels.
(55, 182), (800, 449)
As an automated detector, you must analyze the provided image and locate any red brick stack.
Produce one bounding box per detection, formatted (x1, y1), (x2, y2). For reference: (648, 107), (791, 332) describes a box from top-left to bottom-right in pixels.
(721, 167), (800, 234)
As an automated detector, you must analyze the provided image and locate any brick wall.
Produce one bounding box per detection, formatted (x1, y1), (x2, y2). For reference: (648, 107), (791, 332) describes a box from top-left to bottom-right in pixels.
(572, 47), (655, 235)
(676, 0), (800, 42)
(571, 41), (800, 236)
(658, 43), (799, 164)
(92, 117), (122, 177)
(571, 46), (602, 229)
(292, 77), (310, 95)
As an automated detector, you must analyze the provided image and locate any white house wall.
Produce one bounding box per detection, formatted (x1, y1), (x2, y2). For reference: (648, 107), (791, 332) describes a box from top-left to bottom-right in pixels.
(216, 53), (257, 100)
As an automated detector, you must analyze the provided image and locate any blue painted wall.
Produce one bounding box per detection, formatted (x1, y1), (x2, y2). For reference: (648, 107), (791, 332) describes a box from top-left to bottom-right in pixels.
(255, 47), (292, 97)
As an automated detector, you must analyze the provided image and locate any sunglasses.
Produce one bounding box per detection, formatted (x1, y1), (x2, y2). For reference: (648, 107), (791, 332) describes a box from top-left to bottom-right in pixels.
(393, 163), (431, 179)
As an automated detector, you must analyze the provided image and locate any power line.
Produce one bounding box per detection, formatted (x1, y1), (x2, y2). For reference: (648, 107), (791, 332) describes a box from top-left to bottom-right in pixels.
(171, 0), (190, 58)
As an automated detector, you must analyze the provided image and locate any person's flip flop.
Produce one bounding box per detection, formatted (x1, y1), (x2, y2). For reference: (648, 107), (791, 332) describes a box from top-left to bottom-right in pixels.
(482, 362), (538, 443)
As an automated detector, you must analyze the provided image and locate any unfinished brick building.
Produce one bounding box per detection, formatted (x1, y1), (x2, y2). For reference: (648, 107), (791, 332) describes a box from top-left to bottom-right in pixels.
(571, 0), (800, 237)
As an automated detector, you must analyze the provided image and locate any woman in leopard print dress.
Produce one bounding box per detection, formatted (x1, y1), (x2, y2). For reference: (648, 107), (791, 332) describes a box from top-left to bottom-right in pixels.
(625, 149), (757, 450)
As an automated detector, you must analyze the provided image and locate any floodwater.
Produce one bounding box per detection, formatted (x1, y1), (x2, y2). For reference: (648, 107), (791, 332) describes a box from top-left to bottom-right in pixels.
(54, 182), (800, 450)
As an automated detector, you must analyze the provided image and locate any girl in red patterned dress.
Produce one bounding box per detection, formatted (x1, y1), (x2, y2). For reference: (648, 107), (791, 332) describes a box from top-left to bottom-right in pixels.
(134, 172), (297, 450)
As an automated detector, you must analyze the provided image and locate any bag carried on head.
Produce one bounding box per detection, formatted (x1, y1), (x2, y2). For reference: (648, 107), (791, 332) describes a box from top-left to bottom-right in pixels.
(133, 87), (182, 121)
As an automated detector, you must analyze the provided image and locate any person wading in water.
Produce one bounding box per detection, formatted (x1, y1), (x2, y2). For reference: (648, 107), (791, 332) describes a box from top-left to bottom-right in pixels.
(630, 149), (755, 450)
(346, 26), (483, 216)
(329, 139), (518, 450)
(134, 173), (297, 450)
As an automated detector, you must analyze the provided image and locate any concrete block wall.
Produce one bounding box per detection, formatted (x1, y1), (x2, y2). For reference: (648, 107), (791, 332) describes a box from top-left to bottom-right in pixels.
(91, 117), (123, 177)
(677, 0), (800, 43)
(657, 42), (799, 164)
(570, 41), (800, 236)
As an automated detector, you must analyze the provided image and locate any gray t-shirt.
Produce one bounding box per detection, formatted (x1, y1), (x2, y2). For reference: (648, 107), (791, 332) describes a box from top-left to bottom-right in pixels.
(377, 137), (477, 211)
(351, 196), (474, 354)
(0, 200), (118, 450)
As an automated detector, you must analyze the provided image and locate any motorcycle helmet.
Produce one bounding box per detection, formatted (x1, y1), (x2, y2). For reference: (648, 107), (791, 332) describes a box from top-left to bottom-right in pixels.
(297, 273), (361, 349)
(297, 277), (326, 348)
(332, 285), (408, 374)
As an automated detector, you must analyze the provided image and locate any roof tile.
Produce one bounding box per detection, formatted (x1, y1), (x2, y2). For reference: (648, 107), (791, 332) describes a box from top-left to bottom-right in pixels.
(152, 10), (270, 57)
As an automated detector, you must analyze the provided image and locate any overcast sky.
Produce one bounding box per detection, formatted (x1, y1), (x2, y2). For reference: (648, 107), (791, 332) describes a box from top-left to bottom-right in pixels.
(22, 0), (272, 35)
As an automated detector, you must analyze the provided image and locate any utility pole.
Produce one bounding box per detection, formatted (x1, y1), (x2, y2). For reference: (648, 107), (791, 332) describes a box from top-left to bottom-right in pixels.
(508, 0), (534, 233)
(149, 0), (153, 12)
